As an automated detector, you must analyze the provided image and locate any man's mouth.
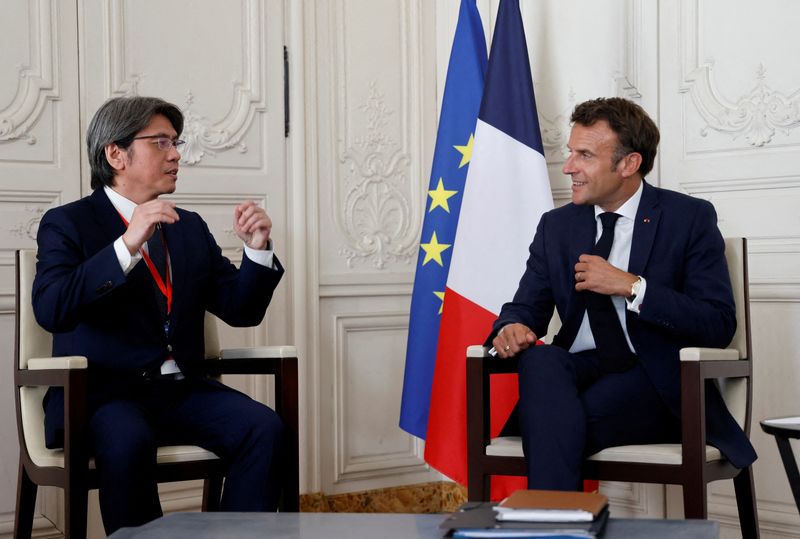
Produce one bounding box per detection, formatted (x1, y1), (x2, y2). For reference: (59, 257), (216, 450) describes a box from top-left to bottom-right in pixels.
(572, 180), (586, 187)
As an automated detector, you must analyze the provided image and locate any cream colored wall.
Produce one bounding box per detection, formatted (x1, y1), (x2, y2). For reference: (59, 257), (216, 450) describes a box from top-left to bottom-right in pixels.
(1, 0), (799, 538)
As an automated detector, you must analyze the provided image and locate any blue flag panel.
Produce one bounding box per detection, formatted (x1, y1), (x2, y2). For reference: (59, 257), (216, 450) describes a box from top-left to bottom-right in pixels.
(399, 0), (487, 438)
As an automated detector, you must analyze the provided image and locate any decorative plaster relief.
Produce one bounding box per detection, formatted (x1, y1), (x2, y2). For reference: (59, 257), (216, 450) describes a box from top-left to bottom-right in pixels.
(680, 0), (800, 147)
(0, 0), (60, 145)
(107, 0), (265, 166)
(539, 89), (574, 163)
(337, 82), (416, 270)
(685, 64), (800, 147)
(180, 91), (250, 165)
(0, 190), (60, 242)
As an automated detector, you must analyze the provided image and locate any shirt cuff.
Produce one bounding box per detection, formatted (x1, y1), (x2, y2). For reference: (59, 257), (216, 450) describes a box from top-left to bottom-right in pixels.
(243, 241), (276, 269)
(113, 236), (142, 275)
(625, 276), (647, 313)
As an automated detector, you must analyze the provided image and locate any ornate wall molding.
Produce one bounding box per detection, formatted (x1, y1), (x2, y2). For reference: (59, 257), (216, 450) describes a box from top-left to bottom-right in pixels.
(336, 81), (417, 270)
(679, 175), (800, 194)
(332, 312), (427, 484)
(330, 0), (424, 271)
(614, 0), (644, 101)
(0, 190), (60, 242)
(106, 0), (266, 165)
(679, 0), (800, 147)
(539, 89), (574, 163)
(0, 0), (60, 145)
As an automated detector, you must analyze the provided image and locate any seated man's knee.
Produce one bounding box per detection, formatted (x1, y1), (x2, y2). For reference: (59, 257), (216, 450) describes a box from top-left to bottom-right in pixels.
(518, 345), (570, 379)
(90, 403), (156, 465)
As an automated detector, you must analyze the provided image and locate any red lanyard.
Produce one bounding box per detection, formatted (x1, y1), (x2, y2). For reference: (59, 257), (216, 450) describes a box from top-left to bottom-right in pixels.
(117, 213), (172, 314)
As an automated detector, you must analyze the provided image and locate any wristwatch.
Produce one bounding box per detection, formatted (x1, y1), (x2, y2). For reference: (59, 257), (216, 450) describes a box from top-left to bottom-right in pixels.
(630, 276), (642, 299)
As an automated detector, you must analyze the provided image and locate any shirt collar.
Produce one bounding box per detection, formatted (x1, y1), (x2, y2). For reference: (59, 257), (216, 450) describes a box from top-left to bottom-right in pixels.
(104, 185), (137, 222)
(594, 180), (644, 222)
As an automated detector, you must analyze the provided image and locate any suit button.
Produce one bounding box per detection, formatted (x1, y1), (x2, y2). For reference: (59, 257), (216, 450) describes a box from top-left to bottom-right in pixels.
(95, 281), (113, 294)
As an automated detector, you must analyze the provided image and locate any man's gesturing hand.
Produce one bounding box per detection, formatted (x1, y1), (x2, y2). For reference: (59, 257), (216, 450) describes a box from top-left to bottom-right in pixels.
(121, 200), (179, 255)
(234, 201), (272, 250)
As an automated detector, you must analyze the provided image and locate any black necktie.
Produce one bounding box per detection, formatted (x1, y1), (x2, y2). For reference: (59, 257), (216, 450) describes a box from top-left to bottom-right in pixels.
(147, 226), (168, 318)
(584, 212), (636, 372)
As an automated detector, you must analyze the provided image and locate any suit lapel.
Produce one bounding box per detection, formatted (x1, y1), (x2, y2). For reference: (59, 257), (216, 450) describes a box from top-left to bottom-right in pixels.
(568, 204), (597, 267)
(628, 181), (661, 276)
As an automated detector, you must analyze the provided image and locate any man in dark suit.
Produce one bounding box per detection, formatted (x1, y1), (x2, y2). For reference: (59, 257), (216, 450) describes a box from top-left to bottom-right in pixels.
(490, 97), (757, 490)
(32, 96), (286, 534)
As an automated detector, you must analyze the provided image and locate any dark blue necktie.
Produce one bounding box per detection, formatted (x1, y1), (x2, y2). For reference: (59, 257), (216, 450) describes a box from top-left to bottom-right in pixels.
(584, 212), (636, 372)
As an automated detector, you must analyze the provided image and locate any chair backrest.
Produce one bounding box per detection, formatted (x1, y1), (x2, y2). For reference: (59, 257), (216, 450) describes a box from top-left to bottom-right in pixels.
(17, 249), (52, 368)
(719, 237), (751, 431)
(17, 249), (224, 363)
(724, 238), (749, 360)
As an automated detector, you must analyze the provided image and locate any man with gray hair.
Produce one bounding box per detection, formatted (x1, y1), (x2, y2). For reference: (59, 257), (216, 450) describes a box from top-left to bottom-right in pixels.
(32, 96), (286, 534)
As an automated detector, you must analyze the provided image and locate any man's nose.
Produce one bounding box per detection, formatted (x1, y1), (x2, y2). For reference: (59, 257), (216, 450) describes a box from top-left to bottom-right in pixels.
(562, 154), (574, 175)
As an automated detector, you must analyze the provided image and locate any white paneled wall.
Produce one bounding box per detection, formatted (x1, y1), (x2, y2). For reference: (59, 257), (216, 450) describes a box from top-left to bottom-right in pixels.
(1, 1), (799, 538)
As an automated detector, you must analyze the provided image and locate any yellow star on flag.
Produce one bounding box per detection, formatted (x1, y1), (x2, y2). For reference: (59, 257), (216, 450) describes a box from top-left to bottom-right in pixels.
(428, 178), (458, 213)
(420, 231), (451, 267)
(453, 133), (475, 168)
(433, 290), (445, 314)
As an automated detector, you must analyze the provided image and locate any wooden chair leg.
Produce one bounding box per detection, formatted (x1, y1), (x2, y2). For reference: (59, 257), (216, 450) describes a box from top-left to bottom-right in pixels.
(733, 466), (760, 539)
(63, 487), (88, 539)
(14, 460), (37, 539)
(280, 462), (299, 512)
(682, 478), (708, 519)
(467, 466), (490, 502)
(202, 474), (224, 512)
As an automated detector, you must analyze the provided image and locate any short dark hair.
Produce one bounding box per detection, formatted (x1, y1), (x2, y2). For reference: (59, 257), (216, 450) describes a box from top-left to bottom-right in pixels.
(570, 97), (659, 178)
(86, 96), (184, 190)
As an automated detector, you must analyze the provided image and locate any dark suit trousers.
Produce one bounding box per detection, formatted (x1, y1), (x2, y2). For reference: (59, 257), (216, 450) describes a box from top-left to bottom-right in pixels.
(88, 377), (286, 535)
(517, 345), (680, 490)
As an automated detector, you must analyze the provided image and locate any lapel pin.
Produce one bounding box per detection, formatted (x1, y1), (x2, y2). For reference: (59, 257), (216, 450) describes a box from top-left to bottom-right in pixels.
(643, 217), (651, 223)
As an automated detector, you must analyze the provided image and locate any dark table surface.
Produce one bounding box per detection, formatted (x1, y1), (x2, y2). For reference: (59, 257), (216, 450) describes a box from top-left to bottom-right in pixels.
(110, 512), (720, 539)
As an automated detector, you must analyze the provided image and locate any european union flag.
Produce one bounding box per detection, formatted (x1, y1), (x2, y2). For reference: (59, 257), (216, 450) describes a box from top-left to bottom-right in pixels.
(400, 0), (487, 439)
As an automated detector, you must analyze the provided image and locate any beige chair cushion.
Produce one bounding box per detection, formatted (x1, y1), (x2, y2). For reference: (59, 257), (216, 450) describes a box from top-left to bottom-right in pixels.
(22, 386), (219, 468)
(486, 436), (723, 465)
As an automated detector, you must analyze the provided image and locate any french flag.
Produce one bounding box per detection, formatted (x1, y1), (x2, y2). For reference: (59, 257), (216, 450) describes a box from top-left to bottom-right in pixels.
(423, 0), (553, 496)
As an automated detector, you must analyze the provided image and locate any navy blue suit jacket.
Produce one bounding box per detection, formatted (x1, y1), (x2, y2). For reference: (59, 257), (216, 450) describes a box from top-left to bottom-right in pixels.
(33, 189), (284, 448)
(493, 181), (757, 468)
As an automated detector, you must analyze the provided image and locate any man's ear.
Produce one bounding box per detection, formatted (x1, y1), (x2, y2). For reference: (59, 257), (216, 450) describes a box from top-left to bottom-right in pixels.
(105, 143), (127, 171)
(619, 152), (642, 179)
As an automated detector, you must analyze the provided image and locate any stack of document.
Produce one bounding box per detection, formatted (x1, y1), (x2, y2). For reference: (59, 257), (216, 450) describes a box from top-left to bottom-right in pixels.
(440, 490), (609, 538)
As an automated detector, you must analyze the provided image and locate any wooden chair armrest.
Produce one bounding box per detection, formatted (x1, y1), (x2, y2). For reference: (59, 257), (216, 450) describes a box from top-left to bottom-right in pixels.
(220, 345), (297, 359)
(678, 348), (752, 464)
(27, 357), (88, 370)
(680, 346), (751, 379)
(17, 357), (88, 387)
(680, 347), (740, 362)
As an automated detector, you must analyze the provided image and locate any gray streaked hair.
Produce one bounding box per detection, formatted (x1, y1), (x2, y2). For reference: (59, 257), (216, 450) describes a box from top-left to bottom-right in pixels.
(86, 96), (184, 190)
